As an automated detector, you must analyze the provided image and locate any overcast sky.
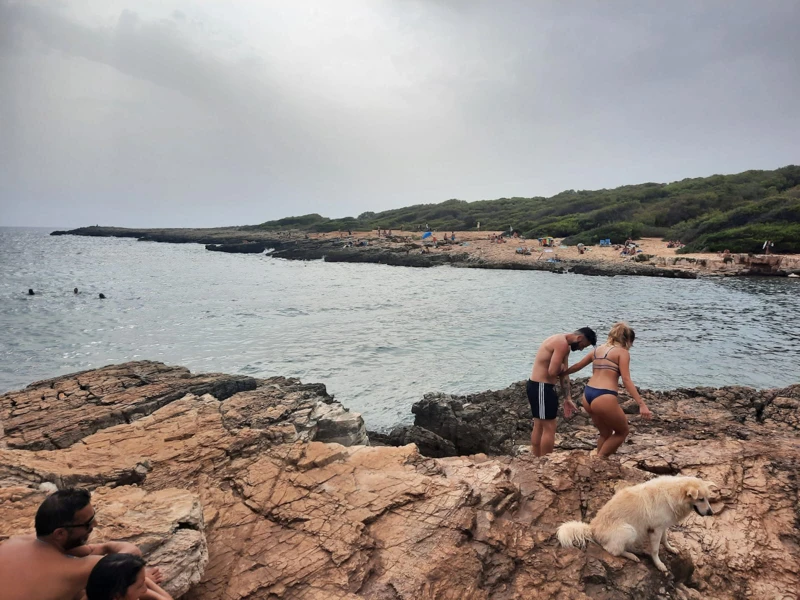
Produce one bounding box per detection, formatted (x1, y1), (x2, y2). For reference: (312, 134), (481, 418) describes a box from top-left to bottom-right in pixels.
(1, 1), (798, 228)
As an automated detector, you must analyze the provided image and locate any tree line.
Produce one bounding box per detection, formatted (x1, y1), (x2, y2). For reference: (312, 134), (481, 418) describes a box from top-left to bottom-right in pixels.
(247, 165), (800, 253)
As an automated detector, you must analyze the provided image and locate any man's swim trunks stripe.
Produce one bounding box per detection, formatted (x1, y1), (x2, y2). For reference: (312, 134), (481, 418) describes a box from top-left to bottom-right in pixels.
(527, 380), (558, 420)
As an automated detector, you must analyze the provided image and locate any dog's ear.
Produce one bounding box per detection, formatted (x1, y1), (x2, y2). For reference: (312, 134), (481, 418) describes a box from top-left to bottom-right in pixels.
(685, 486), (699, 500)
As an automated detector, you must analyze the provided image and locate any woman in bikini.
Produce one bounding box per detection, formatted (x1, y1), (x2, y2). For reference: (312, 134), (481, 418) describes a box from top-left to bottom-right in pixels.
(566, 322), (652, 456)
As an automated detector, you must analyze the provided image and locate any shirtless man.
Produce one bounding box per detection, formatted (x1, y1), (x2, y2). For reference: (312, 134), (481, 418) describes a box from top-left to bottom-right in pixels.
(527, 327), (597, 456)
(0, 487), (144, 600)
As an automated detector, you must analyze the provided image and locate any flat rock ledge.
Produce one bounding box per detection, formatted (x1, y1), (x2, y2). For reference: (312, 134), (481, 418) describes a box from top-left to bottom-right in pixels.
(2, 362), (798, 599)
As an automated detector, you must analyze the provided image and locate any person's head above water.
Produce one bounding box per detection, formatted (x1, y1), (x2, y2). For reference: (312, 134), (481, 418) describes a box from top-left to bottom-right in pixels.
(607, 322), (635, 349)
(568, 327), (597, 351)
(28, 289), (35, 295)
(86, 554), (147, 600)
(35, 487), (95, 551)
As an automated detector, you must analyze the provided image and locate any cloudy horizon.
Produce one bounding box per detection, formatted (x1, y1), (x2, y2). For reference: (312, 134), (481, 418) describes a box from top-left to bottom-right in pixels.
(1, 0), (798, 228)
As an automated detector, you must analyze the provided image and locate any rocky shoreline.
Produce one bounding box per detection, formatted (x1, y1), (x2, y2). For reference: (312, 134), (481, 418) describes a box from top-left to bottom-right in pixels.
(51, 225), (800, 278)
(2, 361), (798, 599)
(51, 226), (702, 278)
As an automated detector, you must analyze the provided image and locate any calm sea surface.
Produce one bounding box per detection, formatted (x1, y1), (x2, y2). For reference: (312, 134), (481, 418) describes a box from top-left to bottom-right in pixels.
(1, 227), (798, 429)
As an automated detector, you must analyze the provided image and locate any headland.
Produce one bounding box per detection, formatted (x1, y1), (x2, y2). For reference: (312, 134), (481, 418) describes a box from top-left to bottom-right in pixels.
(51, 226), (800, 278)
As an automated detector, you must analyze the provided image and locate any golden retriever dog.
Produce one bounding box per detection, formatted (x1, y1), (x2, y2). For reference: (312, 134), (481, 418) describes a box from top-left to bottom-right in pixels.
(556, 475), (715, 572)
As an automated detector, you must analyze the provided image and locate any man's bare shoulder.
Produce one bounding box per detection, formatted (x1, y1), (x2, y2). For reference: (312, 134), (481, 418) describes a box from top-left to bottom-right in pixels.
(542, 333), (568, 348)
(0, 534), (35, 550)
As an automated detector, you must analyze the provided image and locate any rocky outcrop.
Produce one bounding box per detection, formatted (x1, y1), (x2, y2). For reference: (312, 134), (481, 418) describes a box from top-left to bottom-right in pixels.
(206, 242), (269, 254)
(50, 227), (708, 278)
(0, 361), (257, 450)
(1, 363), (798, 599)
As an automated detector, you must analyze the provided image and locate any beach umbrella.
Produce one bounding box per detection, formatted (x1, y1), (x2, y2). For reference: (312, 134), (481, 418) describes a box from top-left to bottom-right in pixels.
(422, 232), (432, 239)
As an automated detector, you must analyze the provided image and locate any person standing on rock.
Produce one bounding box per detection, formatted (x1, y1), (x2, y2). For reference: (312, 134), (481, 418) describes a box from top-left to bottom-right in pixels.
(564, 322), (653, 457)
(527, 327), (597, 456)
(0, 487), (156, 600)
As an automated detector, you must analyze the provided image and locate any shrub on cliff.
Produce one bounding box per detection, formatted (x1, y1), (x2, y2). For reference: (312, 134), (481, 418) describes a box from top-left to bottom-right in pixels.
(252, 165), (800, 253)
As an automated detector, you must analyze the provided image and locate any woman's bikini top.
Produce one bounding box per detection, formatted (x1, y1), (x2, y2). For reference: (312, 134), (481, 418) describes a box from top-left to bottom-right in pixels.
(592, 345), (621, 374)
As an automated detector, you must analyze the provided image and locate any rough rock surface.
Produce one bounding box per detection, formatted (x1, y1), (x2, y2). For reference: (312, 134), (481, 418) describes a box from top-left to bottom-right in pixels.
(1, 363), (798, 599)
(0, 361), (257, 450)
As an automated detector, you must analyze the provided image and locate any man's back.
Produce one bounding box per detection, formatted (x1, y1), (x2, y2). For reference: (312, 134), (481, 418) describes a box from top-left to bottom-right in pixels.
(0, 535), (90, 600)
(530, 334), (567, 385)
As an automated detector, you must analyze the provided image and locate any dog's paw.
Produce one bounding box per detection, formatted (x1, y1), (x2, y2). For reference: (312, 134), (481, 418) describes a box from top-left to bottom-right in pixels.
(654, 560), (669, 573)
(664, 542), (678, 554)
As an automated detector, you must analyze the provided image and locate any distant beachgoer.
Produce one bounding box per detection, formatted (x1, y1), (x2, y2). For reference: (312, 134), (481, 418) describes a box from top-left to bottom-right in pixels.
(527, 328), (597, 457)
(99, 294), (106, 299)
(451, 231), (455, 242)
(87, 554), (173, 600)
(0, 488), (147, 600)
(28, 289), (35, 295)
(565, 323), (652, 457)
(477, 221), (481, 230)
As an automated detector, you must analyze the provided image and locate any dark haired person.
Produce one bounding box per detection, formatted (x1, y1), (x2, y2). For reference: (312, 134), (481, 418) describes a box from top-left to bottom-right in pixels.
(87, 554), (172, 600)
(0, 487), (143, 600)
(566, 322), (653, 457)
(527, 327), (597, 456)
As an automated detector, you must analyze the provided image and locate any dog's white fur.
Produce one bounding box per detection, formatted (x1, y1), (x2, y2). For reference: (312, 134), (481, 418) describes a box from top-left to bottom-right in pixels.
(556, 475), (715, 572)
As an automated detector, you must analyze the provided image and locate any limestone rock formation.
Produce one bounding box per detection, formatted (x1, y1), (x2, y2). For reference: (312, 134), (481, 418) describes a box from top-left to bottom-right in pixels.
(0, 361), (257, 450)
(1, 362), (798, 599)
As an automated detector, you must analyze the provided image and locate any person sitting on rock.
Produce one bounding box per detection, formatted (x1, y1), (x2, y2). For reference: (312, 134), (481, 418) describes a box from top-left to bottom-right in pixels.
(87, 554), (173, 600)
(0, 487), (156, 600)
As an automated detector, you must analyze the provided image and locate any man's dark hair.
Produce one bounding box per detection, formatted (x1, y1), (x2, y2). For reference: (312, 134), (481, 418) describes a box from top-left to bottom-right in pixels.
(35, 488), (91, 537)
(575, 327), (597, 347)
(86, 554), (145, 600)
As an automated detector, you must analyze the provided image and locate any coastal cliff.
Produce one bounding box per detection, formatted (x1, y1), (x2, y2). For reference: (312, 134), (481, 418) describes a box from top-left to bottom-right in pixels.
(1, 363), (798, 599)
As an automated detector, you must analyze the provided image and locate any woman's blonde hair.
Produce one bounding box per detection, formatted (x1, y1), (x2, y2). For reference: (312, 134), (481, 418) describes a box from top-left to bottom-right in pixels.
(607, 322), (635, 349)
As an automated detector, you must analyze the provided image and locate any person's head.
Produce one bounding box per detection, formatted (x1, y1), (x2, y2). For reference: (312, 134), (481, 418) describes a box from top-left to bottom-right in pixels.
(86, 554), (147, 600)
(570, 327), (597, 351)
(607, 322), (636, 349)
(35, 487), (95, 550)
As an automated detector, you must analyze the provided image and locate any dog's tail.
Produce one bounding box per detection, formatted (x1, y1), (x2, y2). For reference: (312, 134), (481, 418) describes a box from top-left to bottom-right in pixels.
(556, 521), (593, 549)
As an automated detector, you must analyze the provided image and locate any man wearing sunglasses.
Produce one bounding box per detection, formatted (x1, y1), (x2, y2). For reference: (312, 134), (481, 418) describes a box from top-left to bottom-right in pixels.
(0, 487), (143, 600)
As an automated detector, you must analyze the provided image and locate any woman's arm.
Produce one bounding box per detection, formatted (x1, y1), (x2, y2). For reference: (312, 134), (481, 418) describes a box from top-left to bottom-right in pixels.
(142, 577), (174, 600)
(617, 350), (652, 419)
(565, 351), (594, 375)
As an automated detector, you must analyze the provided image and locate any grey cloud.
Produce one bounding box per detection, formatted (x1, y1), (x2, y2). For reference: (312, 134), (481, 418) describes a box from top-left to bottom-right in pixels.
(1, 1), (798, 228)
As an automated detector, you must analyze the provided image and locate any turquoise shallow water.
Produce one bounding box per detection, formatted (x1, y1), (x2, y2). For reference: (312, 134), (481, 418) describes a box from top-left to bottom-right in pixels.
(1, 227), (798, 429)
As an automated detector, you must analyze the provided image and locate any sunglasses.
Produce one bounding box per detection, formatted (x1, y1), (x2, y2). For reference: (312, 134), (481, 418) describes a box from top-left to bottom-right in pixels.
(63, 512), (96, 529)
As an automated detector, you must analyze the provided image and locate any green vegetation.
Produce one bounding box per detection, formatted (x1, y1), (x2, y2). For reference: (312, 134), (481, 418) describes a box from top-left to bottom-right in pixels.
(248, 166), (800, 253)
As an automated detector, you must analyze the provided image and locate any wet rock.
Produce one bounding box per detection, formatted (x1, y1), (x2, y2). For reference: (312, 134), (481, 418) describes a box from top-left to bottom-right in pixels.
(205, 242), (268, 253)
(368, 425), (458, 457)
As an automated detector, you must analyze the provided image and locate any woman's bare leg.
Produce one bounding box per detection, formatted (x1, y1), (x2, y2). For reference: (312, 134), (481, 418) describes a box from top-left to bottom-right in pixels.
(589, 396), (629, 457)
